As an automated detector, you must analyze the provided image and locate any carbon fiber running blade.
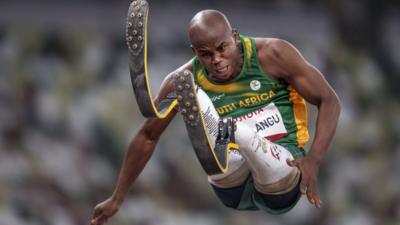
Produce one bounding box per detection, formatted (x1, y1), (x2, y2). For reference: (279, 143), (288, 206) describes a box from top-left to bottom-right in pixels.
(126, 0), (177, 118)
(173, 70), (230, 175)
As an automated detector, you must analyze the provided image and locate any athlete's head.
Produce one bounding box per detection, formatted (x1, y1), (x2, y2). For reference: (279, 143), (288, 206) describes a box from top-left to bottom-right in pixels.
(188, 10), (242, 82)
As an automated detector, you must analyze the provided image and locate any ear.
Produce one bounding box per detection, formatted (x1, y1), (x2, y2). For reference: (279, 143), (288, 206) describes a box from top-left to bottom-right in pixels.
(232, 28), (239, 44)
(190, 45), (198, 56)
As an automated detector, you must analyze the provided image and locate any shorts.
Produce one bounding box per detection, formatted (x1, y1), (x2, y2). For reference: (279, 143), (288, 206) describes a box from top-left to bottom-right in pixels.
(211, 144), (306, 214)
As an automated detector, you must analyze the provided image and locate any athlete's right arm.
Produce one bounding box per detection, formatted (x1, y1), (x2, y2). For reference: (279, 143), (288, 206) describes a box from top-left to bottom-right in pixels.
(90, 113), (175, 225)
(90, 62), (192, 225)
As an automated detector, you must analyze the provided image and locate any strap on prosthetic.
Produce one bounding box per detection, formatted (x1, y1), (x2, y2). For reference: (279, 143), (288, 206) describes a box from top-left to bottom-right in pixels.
(216, 118), (239, 154)
(125, 0), (237, 175)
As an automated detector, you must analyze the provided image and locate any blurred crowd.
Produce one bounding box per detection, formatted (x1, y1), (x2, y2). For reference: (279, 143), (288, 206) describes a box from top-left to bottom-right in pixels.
(0, 0), (399, 225)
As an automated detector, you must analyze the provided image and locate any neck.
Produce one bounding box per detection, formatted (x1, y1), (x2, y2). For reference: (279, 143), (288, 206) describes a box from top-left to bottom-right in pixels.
(233, 42), (244, 75)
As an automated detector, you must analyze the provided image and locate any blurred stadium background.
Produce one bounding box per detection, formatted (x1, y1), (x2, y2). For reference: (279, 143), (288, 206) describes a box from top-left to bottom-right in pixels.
(0, 0), (399, 224)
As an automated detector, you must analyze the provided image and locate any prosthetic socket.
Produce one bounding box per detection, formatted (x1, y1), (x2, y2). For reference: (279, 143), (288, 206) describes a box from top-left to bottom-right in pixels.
(202, 90), (299, 194)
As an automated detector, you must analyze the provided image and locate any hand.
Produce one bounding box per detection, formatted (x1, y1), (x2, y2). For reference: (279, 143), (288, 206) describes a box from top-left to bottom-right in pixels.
(90, 197), (120, 225)
(287, 155), (322, 208)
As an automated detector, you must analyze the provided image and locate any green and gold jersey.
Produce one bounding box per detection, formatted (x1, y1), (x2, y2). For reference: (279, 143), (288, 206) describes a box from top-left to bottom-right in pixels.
(192, 35), (309, 148)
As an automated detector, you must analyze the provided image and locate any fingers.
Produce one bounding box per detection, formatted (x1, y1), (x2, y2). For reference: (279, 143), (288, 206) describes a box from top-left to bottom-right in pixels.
(286, 158), (300, 167)
(92, 206), (101, 218)
(90, 198), (119, 225)
(304, 179), (322, 209)
(91, 207), (108, 225)
(299, 179), (307, 195)
(298, 174), (322, 208)
(91, 214), (104, 225)
(290, 157), (323, 209)
(91, 214), (109, 225)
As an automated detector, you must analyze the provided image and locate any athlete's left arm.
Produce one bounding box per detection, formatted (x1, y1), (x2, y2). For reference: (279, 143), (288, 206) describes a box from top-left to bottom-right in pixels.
(262, 39), (341, 208)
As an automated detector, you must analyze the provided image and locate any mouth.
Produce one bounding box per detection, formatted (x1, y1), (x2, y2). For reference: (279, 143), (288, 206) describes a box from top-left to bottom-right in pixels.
(215, 65), (229, 76)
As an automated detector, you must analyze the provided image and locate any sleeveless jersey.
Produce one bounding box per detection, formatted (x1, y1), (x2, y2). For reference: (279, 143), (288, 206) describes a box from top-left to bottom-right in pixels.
(192, 35), (309, 148)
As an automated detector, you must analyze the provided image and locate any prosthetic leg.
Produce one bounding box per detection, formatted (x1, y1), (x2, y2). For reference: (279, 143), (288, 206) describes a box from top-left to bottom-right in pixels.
(210, 118), (300, 194)
(125, 1), (299, 194)
(173, 71), (240, 175)
(125, 0), (237, 175)
(234, 122), (300, 194)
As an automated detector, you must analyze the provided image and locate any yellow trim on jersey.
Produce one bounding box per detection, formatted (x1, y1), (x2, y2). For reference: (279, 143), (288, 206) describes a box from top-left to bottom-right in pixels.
(197, 70), (246, 93)
(288, 85), (309, 148)
(242, 37), (252, 66)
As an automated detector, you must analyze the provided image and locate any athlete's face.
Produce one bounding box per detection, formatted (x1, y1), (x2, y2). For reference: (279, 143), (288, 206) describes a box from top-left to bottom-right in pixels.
(191, 30), (242, 82)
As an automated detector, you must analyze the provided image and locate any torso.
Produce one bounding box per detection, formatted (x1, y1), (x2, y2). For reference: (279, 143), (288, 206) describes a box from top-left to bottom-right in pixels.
(192, 34), (309, 148)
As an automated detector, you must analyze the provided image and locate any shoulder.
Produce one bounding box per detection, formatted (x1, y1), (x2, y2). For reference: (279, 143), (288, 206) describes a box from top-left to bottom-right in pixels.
(255, 38), (295, 61)
(254, 38), (303, 79)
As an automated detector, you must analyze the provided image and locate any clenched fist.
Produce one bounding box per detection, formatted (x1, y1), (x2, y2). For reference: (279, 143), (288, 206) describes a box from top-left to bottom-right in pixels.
(90, 197), (120, 225)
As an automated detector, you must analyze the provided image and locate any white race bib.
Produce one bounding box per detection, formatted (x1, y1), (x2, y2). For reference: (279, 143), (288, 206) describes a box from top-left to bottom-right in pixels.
(234, 103), (287, 141)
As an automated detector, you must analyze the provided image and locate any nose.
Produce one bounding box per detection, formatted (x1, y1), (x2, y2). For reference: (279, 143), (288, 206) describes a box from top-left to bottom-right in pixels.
(211, 52), (222, 65)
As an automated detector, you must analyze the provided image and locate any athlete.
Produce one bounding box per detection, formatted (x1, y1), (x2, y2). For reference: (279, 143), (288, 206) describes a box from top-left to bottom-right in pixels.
(91, 9), (340, 225)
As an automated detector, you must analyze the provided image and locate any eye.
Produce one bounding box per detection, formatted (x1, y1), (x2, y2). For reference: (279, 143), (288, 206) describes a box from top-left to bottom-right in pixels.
(200, 51), (211, 58)
(217, 43), (227, 52)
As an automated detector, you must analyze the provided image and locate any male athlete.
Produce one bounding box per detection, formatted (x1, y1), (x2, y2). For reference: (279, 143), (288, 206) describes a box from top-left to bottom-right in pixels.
(91, 9), (340, 225)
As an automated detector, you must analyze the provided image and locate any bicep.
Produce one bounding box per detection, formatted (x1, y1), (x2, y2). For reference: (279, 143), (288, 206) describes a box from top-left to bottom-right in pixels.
(273, 40), (334, 106)
(286, 62), (333, 106)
